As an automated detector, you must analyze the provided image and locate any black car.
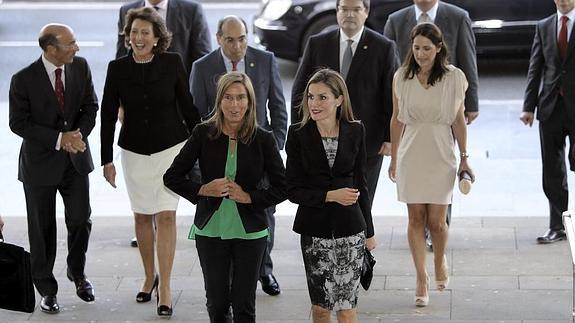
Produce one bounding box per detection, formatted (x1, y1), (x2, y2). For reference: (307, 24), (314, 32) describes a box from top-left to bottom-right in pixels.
(253, 0), (556, 61)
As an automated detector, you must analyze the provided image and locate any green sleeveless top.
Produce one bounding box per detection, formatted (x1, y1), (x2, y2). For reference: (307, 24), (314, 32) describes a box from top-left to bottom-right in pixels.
(189, 138), (269, 240)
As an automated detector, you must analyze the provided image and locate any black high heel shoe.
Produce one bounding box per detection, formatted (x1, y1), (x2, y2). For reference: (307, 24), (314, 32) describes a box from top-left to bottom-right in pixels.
(156, 290), (173, 317)
(136, 275), (158, 303)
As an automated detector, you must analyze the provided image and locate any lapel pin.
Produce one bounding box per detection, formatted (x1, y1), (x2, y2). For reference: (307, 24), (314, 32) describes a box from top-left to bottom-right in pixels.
(363, 45), (368, 50)
(250, 62), (255, 68)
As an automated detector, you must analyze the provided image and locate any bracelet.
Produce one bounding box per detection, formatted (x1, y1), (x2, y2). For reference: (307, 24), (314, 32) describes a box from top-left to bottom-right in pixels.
(460, 152), (469, 158)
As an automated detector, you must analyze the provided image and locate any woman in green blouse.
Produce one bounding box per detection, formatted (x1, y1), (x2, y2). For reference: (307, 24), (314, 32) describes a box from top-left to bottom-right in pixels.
(164, 72), (287, 322)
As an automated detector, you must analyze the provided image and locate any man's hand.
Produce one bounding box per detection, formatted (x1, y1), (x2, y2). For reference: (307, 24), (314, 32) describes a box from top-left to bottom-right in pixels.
(103, 163), (117, 188)
(520, 112), (535, 127)
(61, 129), (86, 153)
(378, 142), (391, 156)
(465, 112), (479, 125)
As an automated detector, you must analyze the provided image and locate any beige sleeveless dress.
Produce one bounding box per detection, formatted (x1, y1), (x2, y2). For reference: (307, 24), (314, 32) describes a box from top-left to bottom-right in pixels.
(393, 65), (468, 204)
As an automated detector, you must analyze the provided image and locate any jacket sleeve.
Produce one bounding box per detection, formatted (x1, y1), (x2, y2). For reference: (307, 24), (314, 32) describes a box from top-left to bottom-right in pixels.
(174, 55), (200, 133)
(116, 7), (128, 59)
(163, 125), (203, 204)
(187, 3), (212, 67)
(381, 40), (400, 143)
(75, 59), (99, 140)
(8, 73), (60, 149)
(246, 130), (287, 208)
(266, 53), (288, 150)
(190, 60), (210, 118)
(355, 123), (374, 238)
(285, 127), (328, 207)
(456, 12), (479, 113)
(100, 61), (120, 165)
(523, 22), (544, 113)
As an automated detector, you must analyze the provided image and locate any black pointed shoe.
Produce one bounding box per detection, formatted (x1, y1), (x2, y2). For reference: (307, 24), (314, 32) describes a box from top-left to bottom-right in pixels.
(537, 229), (567, 244)
(260, 274), (281, 296)
(67, 270), (95, 302)
(40, 295), (60, 314)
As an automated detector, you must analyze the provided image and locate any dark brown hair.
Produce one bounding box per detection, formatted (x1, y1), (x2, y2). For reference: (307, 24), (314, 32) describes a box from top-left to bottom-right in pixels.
(336, 0), (370, 11)
(123, 7), (172, 55)
(402, 23), (449, 86)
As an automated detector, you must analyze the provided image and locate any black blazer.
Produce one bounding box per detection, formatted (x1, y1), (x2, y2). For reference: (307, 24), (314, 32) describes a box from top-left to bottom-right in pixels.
(524, 13), (575, 121)
(116, 0), (211, 75)
(291, 28), (399, 156)
(163, 123), (287, 233)
(100, 52), (199, 165)
(9, 56), (98, 185)
(285, 120), (374, 239)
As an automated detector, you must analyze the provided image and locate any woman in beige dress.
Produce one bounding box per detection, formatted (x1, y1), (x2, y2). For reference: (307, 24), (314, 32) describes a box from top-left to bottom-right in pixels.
(389, 23), (475, 307)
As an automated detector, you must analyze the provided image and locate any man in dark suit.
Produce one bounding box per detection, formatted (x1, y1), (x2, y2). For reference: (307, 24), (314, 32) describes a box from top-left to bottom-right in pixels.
(9, 24), (98, 314)
(291, 0), (399, 208)
(521, 0), (575, 244)
(191, 15), (287, 296)
(384, 0), (480, 250)
(116, 0), (211, 75)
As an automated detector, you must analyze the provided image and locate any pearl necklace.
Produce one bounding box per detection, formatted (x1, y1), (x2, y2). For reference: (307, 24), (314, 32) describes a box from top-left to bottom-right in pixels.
(133, 54), (154, 64)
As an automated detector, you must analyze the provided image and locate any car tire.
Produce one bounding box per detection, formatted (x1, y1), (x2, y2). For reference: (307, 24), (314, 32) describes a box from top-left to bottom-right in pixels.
(300, 14), (338, 56)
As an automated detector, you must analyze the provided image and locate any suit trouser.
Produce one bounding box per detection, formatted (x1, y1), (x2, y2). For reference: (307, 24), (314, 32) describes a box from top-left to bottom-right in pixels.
(23, 161), (92, 296)
(196, 235), (267, 323)
(259, 206), (275, 277)
(366, 154), (384, 208)
(539, 97), (575, 230)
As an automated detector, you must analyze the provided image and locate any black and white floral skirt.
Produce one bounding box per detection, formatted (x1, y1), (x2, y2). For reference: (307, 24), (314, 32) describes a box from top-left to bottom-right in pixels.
(300, 232), (365, 311)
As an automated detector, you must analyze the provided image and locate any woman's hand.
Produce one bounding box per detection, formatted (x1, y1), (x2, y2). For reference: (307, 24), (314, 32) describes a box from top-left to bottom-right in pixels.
(458, 159), (475, 183)
(198, 178), (231, 197)
(366, 236), (377, 251)
(103, 163), (117, 188)
(326, 188), (359, 206)
(227, 180), (252, 204)
(388, 158), (397, 183)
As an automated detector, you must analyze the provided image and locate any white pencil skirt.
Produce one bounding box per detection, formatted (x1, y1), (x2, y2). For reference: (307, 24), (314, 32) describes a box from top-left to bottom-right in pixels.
(121, 141), (185, 214)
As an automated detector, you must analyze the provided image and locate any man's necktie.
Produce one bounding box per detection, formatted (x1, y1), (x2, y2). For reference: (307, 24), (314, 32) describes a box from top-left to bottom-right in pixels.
(559, 16), (569, 60)
(231, 60), (238, 71)
(341, 39), (353, 79)
(558, 16), (569, 96)
(54, 68), (65, 112)
(418, 12), (429, 24)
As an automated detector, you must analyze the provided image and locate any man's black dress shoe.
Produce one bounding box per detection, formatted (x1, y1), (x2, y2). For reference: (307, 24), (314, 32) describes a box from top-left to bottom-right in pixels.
(67, 271), (95, 302)
(131, 237), (138, 248)
(260, 274), (281, 296)
(40, 295), (60, 314)
(537, 229), (567, 244)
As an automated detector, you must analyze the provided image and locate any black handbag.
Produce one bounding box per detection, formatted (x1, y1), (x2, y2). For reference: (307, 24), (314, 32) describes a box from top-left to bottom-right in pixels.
(360, 248), (376, 291)
(0, 231), (36, 313)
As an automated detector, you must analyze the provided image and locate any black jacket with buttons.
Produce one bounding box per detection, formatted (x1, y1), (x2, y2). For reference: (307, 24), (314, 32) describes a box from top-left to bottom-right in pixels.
(286, 120), (374, 239)
(100, 52), (199, 165)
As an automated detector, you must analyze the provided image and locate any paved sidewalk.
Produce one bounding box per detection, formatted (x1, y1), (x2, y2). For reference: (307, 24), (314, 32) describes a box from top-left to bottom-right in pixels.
(0, 215), (572, 322)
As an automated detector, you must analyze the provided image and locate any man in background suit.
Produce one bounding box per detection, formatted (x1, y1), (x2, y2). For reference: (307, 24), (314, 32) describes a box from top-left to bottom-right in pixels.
(9, 24), (98, 314)
(291, 0), (399, 208)
(117, 0), (211, 248)
(384, 0), (479, 250)
(116, 0), (211, 75)
(191, 16), (287, 296)
(521, 0), (575, 244)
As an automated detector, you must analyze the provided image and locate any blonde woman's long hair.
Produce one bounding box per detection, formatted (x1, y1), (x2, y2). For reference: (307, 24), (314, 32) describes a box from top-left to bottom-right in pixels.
(204, 71), (258, 144)
(298, 68), (355, 128)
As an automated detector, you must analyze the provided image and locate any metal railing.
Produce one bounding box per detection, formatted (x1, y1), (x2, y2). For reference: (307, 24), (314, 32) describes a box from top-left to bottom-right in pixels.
(562, 210), (575, 322)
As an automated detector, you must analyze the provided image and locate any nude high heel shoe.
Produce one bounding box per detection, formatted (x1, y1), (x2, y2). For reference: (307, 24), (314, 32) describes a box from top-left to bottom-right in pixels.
(414, 276), (430, 307)
(436, 255), (450, 291)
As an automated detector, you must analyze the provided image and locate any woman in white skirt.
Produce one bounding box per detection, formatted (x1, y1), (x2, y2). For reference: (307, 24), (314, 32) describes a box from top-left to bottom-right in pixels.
(100, 7), (199, 317)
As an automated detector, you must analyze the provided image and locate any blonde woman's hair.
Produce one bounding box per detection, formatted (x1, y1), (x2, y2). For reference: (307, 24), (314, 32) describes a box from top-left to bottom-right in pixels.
(204, 71), (258, 144)
(298, 68), (355, 128)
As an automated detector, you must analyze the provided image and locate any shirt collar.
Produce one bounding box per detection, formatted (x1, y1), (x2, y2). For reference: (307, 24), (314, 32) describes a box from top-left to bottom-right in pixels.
(557, 7), (575, 23)
(219, 48), (244, 67)
(415, 0), (439, 22)
(340, 26), (364, 44)
(145, 0), (168, 11)
(41, 53), (65, 75)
